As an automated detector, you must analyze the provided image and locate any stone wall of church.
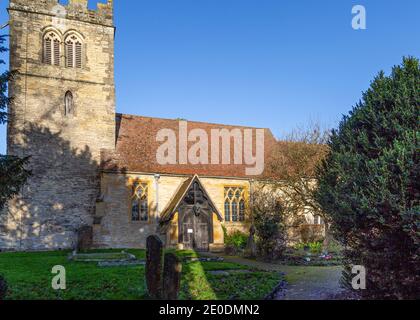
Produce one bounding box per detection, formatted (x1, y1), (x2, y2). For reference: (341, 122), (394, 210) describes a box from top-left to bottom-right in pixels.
(200, 177), (251, 235)
(93, 173), (252, 250)
(0, 0), (116, 250)
(93, 174), (186, 249)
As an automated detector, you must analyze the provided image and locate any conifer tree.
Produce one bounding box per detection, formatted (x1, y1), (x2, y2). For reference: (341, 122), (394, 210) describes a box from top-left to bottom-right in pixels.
(316, 57), (419, 299)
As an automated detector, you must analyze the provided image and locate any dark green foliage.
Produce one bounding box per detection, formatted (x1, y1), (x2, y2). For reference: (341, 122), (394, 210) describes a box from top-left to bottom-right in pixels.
(0, 275), (7, 300)
(0, 155), (31, 210)
(252, 200), (286, 260)
(224, 229), (248, 250)
(316, 57), (420, 299)
(0, 34), (31, 211)
(0, 34), (10, 124)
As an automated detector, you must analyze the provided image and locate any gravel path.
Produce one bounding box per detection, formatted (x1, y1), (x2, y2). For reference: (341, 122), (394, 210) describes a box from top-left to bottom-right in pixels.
(280, 265), (344, 300)
(201, 253), (344, 300)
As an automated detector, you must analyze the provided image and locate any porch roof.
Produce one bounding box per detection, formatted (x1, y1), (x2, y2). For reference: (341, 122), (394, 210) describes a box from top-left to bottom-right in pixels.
(160, 175), (223, 224)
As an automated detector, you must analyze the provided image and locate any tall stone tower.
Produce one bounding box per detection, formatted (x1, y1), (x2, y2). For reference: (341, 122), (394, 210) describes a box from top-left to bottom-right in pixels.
(1, 0), (116, 250)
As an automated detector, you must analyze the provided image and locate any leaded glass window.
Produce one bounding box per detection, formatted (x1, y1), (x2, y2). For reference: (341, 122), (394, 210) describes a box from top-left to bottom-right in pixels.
(224, 201), (230, 221)
(224, 187), (246, 222)
(131, 182), (149, 222)
(239, 200), (245, 221)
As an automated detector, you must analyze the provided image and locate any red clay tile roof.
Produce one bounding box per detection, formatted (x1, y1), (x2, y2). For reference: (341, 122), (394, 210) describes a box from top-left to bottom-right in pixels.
(101, 114), (277, 178)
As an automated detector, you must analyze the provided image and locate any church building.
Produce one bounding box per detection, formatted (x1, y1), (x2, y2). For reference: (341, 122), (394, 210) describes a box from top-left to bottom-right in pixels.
(1, 0), (319, 252)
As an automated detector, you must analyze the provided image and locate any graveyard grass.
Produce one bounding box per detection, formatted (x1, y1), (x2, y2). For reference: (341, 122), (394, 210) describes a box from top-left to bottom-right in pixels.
(0, 250), (282, 300)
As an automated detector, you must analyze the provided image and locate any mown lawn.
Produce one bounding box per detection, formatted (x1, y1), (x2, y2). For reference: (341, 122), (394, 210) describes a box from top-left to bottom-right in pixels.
(0, 250), (282, 300)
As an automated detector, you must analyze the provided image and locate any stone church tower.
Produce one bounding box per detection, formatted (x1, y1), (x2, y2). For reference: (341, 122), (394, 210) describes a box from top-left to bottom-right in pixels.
(1, 0), (116, 250)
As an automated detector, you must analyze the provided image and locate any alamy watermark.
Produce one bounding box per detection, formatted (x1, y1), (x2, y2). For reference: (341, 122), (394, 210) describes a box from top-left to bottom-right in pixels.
(156, 121), (265, 176)
(51, 265), (66, 290)
(352, 265), (366, 290)
(352, 5), (367, 30)
(51, 4), (67, 29)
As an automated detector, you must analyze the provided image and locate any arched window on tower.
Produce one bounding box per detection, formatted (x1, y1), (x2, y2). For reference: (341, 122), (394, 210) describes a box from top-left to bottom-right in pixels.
(43, 31), (61, 66)
(64, 91), (74, 116)
(65, 34), (83, 69)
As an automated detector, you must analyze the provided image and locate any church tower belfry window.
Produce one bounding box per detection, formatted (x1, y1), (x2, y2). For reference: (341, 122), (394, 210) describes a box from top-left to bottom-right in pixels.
(43, 31), (61, 66)
(65, 33), (83, 69)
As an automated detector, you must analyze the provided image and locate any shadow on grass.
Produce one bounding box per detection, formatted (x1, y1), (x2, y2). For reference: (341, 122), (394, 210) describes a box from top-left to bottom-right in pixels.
(173, 250), (282, 300)
(0, 248), (282, 300)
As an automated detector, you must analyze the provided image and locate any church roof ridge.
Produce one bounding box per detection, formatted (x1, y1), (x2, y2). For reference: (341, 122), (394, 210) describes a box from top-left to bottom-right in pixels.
(116, 113), (276, 135)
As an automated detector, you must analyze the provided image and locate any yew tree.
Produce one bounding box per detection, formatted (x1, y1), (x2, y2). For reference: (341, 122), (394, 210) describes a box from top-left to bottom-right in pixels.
(251, 186), (287, 260)
(316, 57), (419, 299)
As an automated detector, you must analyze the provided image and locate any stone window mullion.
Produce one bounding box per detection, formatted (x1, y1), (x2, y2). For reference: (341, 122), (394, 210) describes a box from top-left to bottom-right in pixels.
(224, 187), (246, 223)
(131, 182), (149, 222)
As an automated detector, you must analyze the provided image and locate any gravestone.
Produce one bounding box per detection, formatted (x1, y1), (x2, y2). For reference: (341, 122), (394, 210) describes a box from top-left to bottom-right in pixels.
(162, 253), (182, 300)
(0, 275), (7, 300)
(245, 225), (257, 258)
(77, 226), (93, 252)
(146, 235), (163, 299)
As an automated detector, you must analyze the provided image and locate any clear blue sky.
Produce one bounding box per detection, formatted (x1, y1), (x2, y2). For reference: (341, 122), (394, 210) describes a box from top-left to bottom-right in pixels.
(1, 0), (419, 153)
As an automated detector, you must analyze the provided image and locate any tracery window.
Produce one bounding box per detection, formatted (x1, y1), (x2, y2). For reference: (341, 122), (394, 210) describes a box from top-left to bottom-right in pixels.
(43, 31), (61, 66)
(224, 187), (246, 222)
(131, 182), (149, 222)
(65, 34), (83, 68)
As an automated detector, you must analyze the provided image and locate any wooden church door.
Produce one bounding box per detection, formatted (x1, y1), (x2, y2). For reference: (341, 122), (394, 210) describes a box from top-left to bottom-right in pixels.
(179, 181), (213, 252)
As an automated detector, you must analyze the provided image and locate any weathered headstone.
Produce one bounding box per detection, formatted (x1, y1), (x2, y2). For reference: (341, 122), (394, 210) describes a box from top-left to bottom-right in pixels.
(0, 275), (8, 300)
(146, 235), (163, 299)
(245, 225), (257, 258)
(77, 226), (93, 252)
(162, 253), (182, 300)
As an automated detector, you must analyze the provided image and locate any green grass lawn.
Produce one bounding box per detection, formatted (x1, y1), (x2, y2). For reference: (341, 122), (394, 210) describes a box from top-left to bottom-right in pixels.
(0, 250), (282, 300)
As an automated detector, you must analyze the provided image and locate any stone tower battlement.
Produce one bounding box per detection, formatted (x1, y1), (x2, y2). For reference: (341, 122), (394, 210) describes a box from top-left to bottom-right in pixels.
(9, 0), (114, 27)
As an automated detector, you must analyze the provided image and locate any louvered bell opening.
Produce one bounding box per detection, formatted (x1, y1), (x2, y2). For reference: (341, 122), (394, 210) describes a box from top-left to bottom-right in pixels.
(44, 38), (52, 65)
(66, 42), (74, 68)
(75, 42), (82, 68)
(53, 39), (60, 66)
